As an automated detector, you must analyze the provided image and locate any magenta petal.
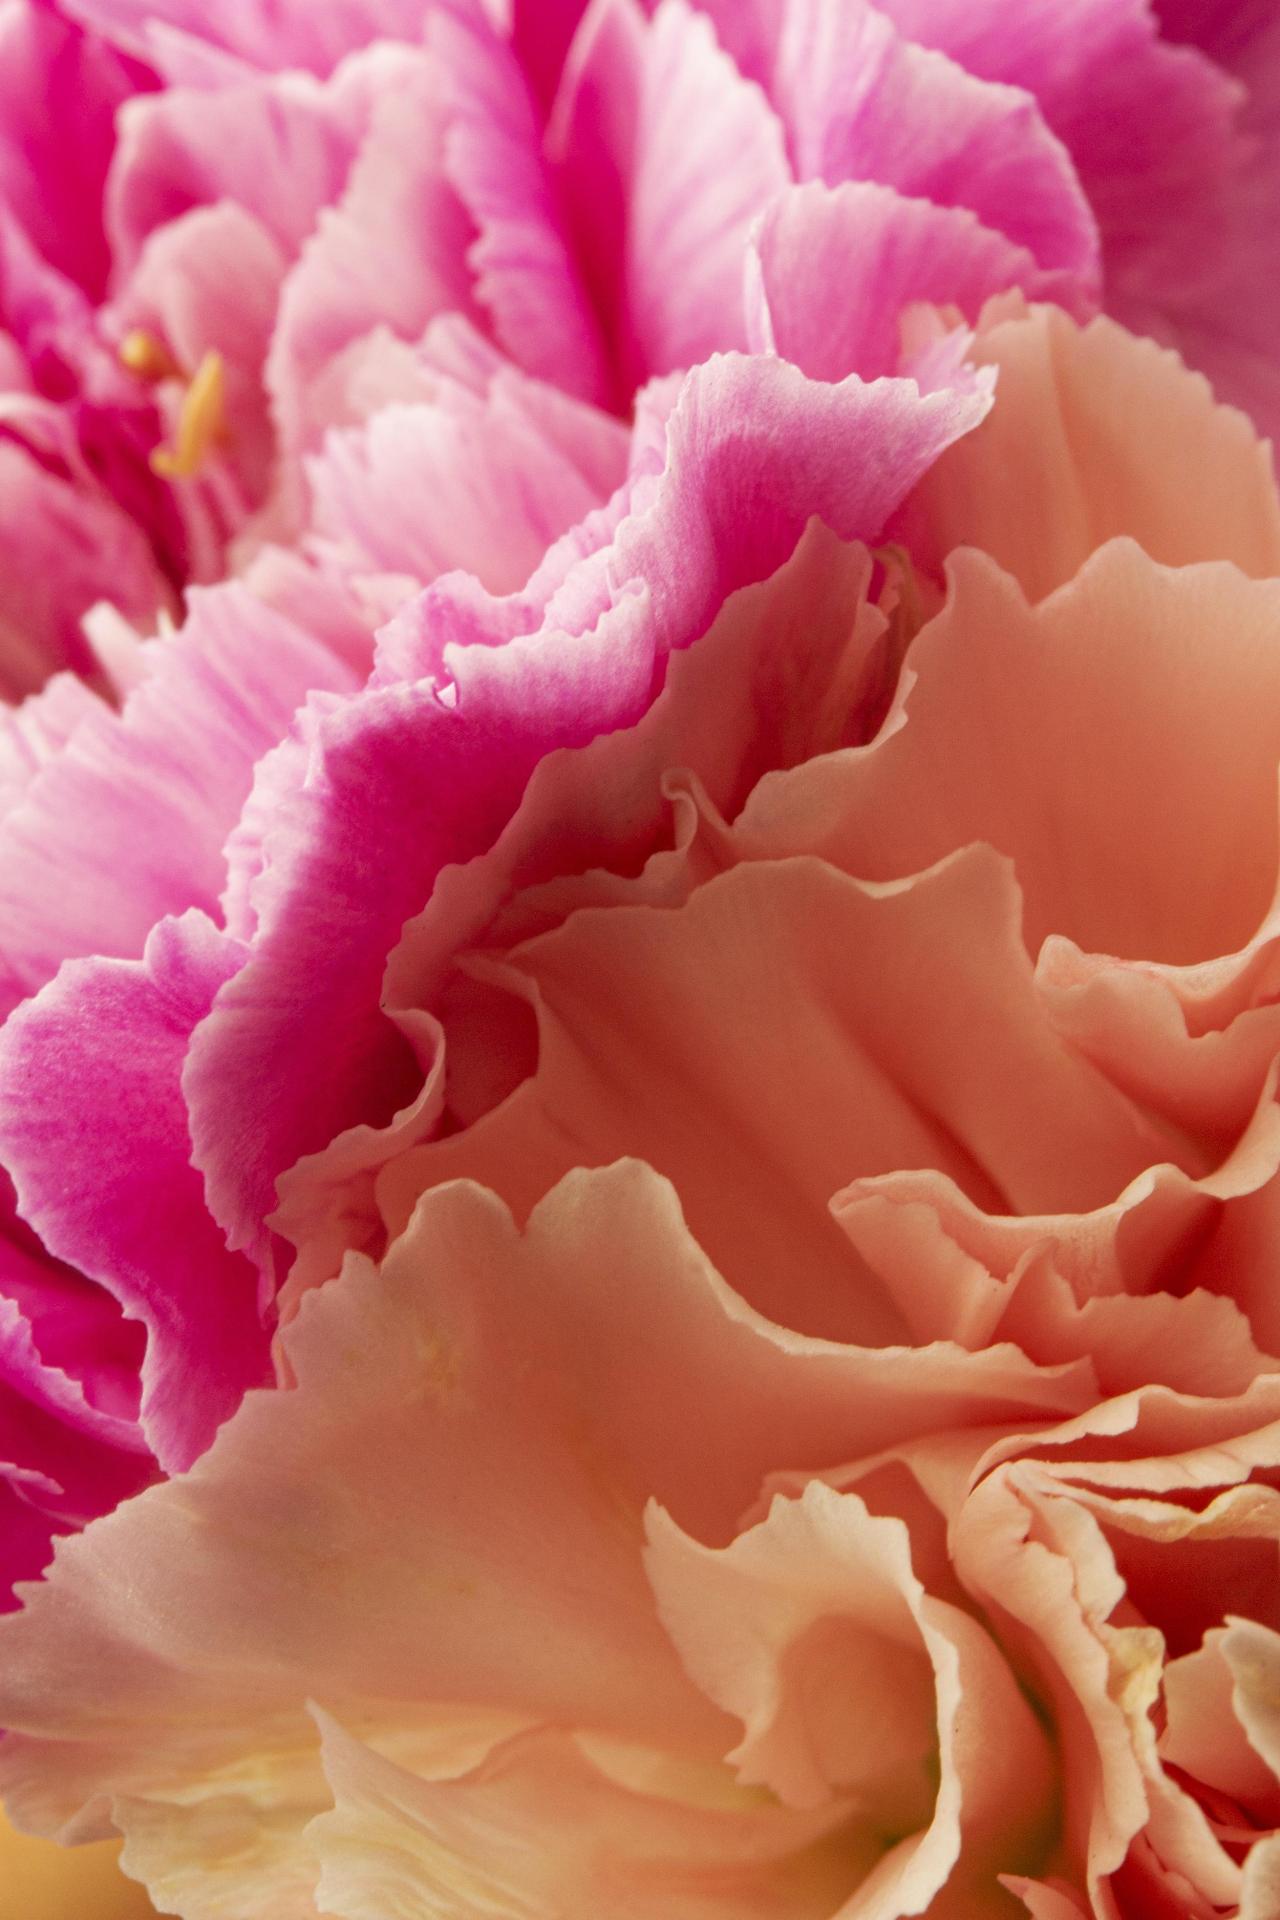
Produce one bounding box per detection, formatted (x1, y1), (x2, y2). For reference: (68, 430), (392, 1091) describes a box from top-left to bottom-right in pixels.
(58, 0), (437, 78)
(0, 913), (267, 1472)
(0, 1), (146, 302)
(433, 0), (611, 404)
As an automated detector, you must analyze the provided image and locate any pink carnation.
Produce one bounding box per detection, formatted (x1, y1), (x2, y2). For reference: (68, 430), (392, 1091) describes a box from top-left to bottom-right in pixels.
(2, 4), (1280, 1918)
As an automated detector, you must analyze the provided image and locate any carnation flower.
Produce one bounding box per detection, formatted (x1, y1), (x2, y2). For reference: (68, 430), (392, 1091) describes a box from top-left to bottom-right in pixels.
(4, 3), (1280, 1918)
(6, 282), (1280, 1913)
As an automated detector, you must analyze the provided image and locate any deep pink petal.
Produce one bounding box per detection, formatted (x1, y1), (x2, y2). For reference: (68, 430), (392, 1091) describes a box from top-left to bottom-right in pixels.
(0, 913), (266, 1472)
(433, 0), (611, 403)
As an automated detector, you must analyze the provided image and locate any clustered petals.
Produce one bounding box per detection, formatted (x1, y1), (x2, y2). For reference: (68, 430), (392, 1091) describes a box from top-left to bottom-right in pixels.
(1, 4), (1280, 1919)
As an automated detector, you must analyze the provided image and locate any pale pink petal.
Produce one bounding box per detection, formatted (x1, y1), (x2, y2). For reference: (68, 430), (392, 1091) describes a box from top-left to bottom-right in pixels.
(105, 52), (385, 279)
(58, 0), (437, 77)
(748, 180), (1071, 384)
(111, 201), (289, 508)
(768, 0), (1098, 285)
(0, 673), (102, 821)
(265, 57), (477, 486)
(0, 581), (354, 1019)
(624, 0), (790, 377)
(0, 439), (167, 701)
(305, 369), (626, 601)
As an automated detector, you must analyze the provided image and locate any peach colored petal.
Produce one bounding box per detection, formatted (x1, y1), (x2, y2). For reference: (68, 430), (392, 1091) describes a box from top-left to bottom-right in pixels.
(829, 1069), (1280, 1394)
(1221, 1621), (1280, 1782)
(377, 848), (1173, 1344)
(738, 541), (1280, 971)
(952, 1382), (1280, 1906)
(897, 303), (1280, 602)
(0, 1163), (1084, 1917)
(1161, 1631), (1278, 1815)
(646, 1481), (1055, 1916)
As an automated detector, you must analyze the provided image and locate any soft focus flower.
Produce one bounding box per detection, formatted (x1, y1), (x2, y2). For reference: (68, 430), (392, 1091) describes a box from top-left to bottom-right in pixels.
(5, 285), (1280, 1915)
(4, 3), (1280, 1917)
(0, 1801), (153, 1919)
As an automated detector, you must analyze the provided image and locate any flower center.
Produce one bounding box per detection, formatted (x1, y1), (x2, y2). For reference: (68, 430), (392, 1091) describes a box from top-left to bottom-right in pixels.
(119, 332), (227, 480)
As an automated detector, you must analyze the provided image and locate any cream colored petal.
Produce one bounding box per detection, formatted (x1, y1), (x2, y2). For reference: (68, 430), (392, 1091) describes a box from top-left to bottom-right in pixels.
(309, 1713), (854, 1920)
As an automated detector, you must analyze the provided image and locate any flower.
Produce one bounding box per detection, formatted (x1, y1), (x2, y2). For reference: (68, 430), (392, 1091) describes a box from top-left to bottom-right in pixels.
(0, 0), (1275, 697)
(5, 287), (1280, 1915)
(4, 4), (1280, 1916)
(1, 0), (1278, 1605)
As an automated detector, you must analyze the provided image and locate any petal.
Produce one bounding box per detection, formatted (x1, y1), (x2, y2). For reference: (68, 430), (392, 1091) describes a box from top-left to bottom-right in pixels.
(898, 303), (1280, 600)
(0, 439), (167, 701)
(304, 369), (626, 602)
(623, 0), (790, 377)
(0, 913), (266, 1470)
(0, 580), (355, 1019)
(379, 848), (1168, 1340)
(265, 56), (477, 481)
(60, 0), (437, 77)
(0, 1163), (1079, 1913)
(0, 0), (141, 300)
(432, 0), (611, 403)
(748, 180), (1067, 384)
(647, 1482), (1054, 1909)
(769, 0), (1098, 283)
(740, 543), (1280, 968)
(186, 355), (989, 1267)
(310, 1714), (849, 1920)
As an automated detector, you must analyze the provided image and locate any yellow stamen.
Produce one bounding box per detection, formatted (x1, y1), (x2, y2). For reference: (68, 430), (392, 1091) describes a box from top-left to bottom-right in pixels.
(150, 350), (226, 481)
(118, 328), (180, 383)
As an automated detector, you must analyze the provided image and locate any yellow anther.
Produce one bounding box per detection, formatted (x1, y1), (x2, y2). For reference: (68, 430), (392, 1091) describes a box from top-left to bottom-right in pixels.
(118, 328), (180, 382)
(150, 350), (226, 481)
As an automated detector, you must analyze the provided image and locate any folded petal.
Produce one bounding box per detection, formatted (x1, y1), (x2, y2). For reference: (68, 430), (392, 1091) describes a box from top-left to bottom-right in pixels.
(898, 303), (1280, 600)
(0, 580), (356, 1019)
(0, 913), (265, 1471)
(186, 355), (989, 1266)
